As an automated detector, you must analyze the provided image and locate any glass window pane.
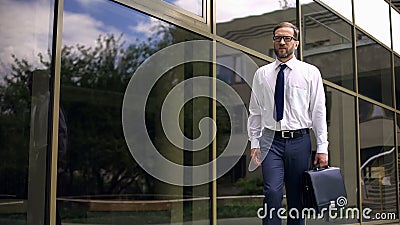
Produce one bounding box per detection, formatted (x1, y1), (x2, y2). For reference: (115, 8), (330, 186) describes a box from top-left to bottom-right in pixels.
(58, 0), (210, 224)
(357, 30), (392, 107)
(396, 55), (400, 109)
(397, 112), (400, 220)
(216, 0), (297, 58)
(359, 100), (397, 222)
(216, 50), (266, 223)
(163, 0), (203, 16)
(354, 0), (391, 48)
(302, 2), (354, 91)
(307, 86), (358, 224)
(391, 7), (400, 55)
(0, 0), (54, 224)
(327, 87), (358, 223)
(319, 0), (352, 21)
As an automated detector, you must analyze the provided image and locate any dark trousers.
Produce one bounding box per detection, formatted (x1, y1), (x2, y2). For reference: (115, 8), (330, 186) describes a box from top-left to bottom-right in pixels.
(260, 130), (311, 225)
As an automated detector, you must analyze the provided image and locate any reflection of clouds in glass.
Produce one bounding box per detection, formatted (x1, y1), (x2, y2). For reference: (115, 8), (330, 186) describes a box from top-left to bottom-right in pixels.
(216, 0), (296, 23)
(75, 0), (104, 9)
(167, 0), (202, 16)
(129, 18), (170, 39)
(62, 11), (122, 48)
(0, 0), (51, 74)
(64, 1), (171, 57)
(0, 0), (164, 75)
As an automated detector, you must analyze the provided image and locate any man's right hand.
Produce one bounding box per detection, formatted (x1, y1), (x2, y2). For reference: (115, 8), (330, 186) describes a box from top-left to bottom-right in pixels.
(250, 148), (262, 166)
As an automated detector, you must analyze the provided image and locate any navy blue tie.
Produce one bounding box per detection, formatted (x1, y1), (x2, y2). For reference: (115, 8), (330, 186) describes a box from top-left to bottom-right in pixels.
(274, 64), (287, 121)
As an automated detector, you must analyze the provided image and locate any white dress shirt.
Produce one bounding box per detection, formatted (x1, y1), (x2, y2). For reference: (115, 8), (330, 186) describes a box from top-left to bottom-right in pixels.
(247, 57), (328, 154)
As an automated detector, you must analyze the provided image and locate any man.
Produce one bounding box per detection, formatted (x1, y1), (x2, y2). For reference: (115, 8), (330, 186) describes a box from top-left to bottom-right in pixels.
(247, 22), (329, 225)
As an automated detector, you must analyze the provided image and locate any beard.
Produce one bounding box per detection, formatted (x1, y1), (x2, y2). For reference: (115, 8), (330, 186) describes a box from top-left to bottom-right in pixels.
(274, 45), (295, 59)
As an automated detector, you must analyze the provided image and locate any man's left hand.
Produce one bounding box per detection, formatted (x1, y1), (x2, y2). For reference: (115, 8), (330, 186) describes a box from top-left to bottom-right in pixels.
(314, 153), (328, 167)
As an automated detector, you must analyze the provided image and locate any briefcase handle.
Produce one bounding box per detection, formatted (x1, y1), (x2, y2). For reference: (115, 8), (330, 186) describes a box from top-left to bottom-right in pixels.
(313, 164), (329, 171)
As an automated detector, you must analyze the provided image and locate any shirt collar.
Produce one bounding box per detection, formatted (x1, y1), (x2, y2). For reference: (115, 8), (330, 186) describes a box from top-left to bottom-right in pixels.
(274, 56), (297, 71)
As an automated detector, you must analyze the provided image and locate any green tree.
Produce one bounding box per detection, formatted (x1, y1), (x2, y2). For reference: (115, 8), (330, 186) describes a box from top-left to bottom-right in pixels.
(56, 32), (172, 197)
(0, 56), (32, 197)
(0, 28), (173, 198)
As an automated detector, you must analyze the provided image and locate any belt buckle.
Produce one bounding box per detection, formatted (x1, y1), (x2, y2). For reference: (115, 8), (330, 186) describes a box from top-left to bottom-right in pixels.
(281, 131), (294, 139)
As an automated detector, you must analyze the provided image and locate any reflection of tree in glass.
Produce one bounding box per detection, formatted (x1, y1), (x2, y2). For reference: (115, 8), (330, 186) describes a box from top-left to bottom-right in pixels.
(0, 27), (175, 199)
(0, 55), (32, 198)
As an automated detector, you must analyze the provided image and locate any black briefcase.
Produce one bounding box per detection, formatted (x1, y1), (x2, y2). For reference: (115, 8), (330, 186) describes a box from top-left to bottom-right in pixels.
(302, 166), (347, 213)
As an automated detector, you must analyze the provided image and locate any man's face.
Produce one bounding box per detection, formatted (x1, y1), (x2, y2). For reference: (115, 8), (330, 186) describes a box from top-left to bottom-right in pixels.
(273, 27), (299, 61)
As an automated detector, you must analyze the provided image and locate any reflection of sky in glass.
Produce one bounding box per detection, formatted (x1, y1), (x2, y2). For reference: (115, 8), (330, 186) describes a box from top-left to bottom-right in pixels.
(163, 0), (203, 16)
(354, 0), (391, 48)
(392, 8), (400, 55)
(0, 0), (168, 75)
(216, 0), (297, 23)
(0, 0), (53, 75)
(63, 0), (167, 48)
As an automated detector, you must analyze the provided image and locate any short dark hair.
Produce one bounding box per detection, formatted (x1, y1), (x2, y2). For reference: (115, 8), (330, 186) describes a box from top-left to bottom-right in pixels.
(273, 22), (299, 40)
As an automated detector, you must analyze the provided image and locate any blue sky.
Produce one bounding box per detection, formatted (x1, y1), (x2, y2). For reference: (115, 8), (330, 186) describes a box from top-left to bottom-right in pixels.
(62, 0), (160, 47)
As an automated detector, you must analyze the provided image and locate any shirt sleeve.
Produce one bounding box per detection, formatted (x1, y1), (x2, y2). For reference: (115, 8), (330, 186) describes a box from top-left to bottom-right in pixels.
(309, 66), (329, 154)
(248, 71), (263, 149)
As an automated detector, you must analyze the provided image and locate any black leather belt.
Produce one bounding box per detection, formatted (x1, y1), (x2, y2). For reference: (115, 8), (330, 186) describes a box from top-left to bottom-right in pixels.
(275, 128), (310, 139)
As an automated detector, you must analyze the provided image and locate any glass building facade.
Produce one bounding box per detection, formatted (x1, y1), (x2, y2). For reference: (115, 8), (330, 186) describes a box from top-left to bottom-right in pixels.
(1, 0), (400, 224)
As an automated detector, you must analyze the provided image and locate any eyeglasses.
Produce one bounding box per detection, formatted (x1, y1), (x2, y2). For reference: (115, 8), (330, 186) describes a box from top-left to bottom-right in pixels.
(273, 36), (297, 42)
